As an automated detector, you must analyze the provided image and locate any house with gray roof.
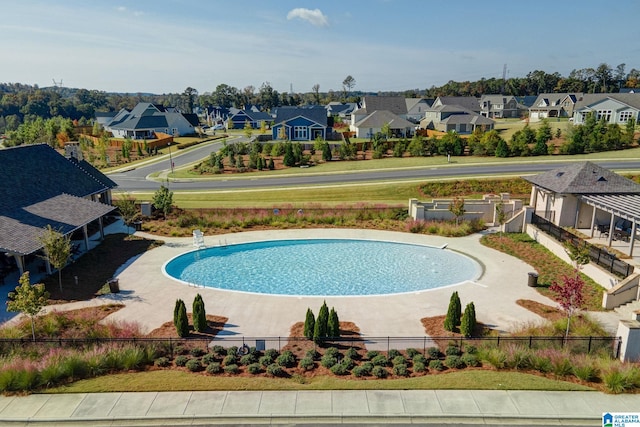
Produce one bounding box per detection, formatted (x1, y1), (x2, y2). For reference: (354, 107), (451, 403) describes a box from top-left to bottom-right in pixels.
(420, 103), (494, 134)
(103, 103), (197, 139)
(572, 93), (640, 126)
(352, 110), (414, 138)
(227, 109), (274, 130)
(431, 96), (480, 113)
(528, 93), (583, 121)
(405, 98), (433, 123)
(271, 106), (328, 141)
(0, 144), (116, 276)
(479, 95), (523, 119)
(525, 162), (640, 251)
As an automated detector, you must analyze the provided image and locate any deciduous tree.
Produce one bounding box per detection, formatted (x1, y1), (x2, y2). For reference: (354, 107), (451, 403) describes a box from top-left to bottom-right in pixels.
(114, 194), (139, 235)
(6, 272), (50, 341)
(39, 225), (71, 293)
(549, 274), (585, 340)
(449, 197), (465, 226)
(152, 184), (173, 219)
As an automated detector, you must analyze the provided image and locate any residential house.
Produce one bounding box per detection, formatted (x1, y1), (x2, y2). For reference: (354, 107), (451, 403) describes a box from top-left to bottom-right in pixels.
(352, 110), (415, 139)
(479, 95), (522, 118)
(227, 109), (274, 130)
(103, 103), (198, 139)
(272, 106), (329, 141)
(430, 96), (480, 113)
(0, 143), (116, 276)
(572, 93), (640, 126)
(528, 93), (583, 121)
(405, 98), (434, 123)
(420, 103), (494, 134)
(325, 102), (357, 121)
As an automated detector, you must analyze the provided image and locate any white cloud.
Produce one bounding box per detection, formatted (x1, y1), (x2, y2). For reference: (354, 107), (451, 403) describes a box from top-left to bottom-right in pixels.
(116, 6), (126, 12)
(286, 8), (328, 27)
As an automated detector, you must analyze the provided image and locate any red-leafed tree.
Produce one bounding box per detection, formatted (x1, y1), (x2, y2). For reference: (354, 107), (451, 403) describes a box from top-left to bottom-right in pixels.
(549, 274), (585, 340)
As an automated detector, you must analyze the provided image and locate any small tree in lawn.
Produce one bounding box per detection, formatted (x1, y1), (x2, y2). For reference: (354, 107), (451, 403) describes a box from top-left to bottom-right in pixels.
(6, 272), (50, 341)
(303, 308), (315, 339)
(460, 302), (476, 338)
(39, 225), (72, 293)
(550, 274), (585, 341)
(495, 201), (507, 237)
(192, 294), (207, 333)
(443, 291), (462, 332)
(449, 197), (465, 226)
(114, 194), (140, 235)
(564, 240), (590, 271)
(152, 184), (173, 219)
(328, 307), (340, 338)
(175, 299), (189, 338)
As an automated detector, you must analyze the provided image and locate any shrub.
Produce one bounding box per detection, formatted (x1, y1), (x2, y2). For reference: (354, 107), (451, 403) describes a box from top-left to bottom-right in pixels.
(259, 355), (274, 367)
(212, 345), (226, 356)
(413, 361), (427, 373)
(406, 348), (421, 359)
(227, 346), (239, 357)
(276, 351), (296, 368)
(299, 357), (315, 371)
(223, 355), (236, 366)
(353, 362), (373, 377)
(345, 347), (359, 359)
(443, 291), (461, 331)
(461, 353), (480, 367)
(460, 302), (476, 337)
(330, 363), (349, 375)
(202, 353), (217, 365)
(303, 308), (315, 339)
(192, 294), (207, 333)
(266, 363), (285, 377)
(573, 364), (600, 382)
(190, 348), (206, 357)
(306, 349), (320, 360)
(445, 355), (465, 369)
(324, 347), (340, 357)
(372, 366), (388, 378)
(551, 357), (573, 377)
(393, 364), (409, 376)
(464, 345), (477, 354)
(206, 362), (222, 374)
(445, 345), (461, 356)
(321, 355), (338, 368)
(185, 359), (202, 372)
(480, 348), (507, 369)
(366, 350), (380, 360)
(264, 349), (279, 359)
(531, 354), (553, 373)
(392, 355), (406, 366)
(240, 354), (257, 366)
(247, 363), (262, 374)
(413, 354), (427, 364)
(387, 349), (401, 360)
(429, 360), (445, 371)
(341, 357), (356, 370)
(175, 355), (190, 367)
(174, 299), (189, 338)
(426, 347), (441, 360)
(154, 357), (170, 368)
(224, 364), (239, 374)
(505, 347), (533, 370)
(371, 354), (388, 367)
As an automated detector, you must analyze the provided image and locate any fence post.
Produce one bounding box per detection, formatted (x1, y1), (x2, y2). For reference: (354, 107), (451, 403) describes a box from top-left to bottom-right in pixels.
(616, 337), (622, 359)
(529, 336), (532, 349)
(423, 337), (426, 355)
(588, 336), (592, 354)
(387, 337), (390, 353)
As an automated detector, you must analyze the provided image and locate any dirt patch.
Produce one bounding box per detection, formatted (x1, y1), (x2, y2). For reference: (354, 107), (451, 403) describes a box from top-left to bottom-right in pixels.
(282, 321), (365, 359)
(145, 314), (229, 339)
(516, 299), (564, 321)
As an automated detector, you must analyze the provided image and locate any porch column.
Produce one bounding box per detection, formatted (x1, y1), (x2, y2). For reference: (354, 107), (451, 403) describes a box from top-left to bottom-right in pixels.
(530, 186), (538, 215)
(607, 215), (616, 247)
(12, 254), (25, 275)
(98, 217), (105, 241)
(629, 221), (637, 257)
(590, 207), (597, 238)
(82, 224), (90, 251)
(45, 258), (52, 275)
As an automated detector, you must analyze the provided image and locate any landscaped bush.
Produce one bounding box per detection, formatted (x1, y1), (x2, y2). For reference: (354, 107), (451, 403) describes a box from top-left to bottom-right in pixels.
(365, 350), (380, 360)
(223, 354), (236, 366)
(264, 349), (279, 359)
(206, 362), (222, 374)
(224, 364), (239, 374)
(299, 357), (315, 371)
(603, 369), (628, 394)
(504, 346), (533, 370)
(444, 355), (465, 369)
(259, 355), (274, 367)
(427, 347), (441, 360)
(202, 353), (217, 365)
(345, 347), (359, 359)
(573, 363), (600, 382)
(306, 349), (320, 360)
(240, 354), (257, 366)
(372, 366), (388, 378)
(531, 354), (553, 373)
(227, 346), (239, 357)
(324, 347), (340, 357)
(412, 354), (427, 365)
(321, 354), (338, 368)
(247, 363), (262, 374)
(479, 347), (506, 369)
(460, 353), (480, 367)
(276, 350), (296, 368)
(413, 361), (427, 373)
(393, 364), (409, 376)
(371, 354), (388, 367)
(341, 357), (356, 370)
(185, 359), (202, 372)
(212, 345), (226, 356)
(330, 363), (349, 375)
(175, 355), (190, 367)
(154, 357), (171, 367)
(392, 355), (406, 366)
(464, 345), (477, 354)
(406, 348), (421, 359)
(190, 348), (206, 357)
(266, 363), (285, 377)
(388, 349), (401, 359)
(352, 362), (373, 377)
(445, 345), (462, 356)
(429, 359), (445, 371)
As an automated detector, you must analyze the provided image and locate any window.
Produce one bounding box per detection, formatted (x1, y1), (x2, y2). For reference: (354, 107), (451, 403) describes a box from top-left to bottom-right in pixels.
(619, 111), (635, 122)
(293, 126), (308, 140)
(596, 110), (612, 122)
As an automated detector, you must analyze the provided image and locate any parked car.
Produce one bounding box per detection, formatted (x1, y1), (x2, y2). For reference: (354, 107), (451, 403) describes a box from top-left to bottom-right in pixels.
(212, 124), (224, 130)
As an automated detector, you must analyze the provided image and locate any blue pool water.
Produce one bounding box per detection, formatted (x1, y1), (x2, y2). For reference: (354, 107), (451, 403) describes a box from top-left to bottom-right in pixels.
(163, 239), (482, 296)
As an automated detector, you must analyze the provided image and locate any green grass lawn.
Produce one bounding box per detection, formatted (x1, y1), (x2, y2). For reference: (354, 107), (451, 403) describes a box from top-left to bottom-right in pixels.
(46, 369), (593, 393)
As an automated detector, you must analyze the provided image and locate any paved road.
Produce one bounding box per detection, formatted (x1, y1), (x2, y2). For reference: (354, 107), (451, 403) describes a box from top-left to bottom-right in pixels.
(108, 138), (640, 192)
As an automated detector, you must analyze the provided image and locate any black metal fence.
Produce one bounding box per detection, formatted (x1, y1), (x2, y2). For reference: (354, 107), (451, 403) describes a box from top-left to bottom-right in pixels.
(531, 214), (635, 278)
(0, 335), (621, 359)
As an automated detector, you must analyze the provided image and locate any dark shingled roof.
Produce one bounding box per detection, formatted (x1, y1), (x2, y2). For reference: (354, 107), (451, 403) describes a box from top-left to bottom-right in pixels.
(273, 106), (328, 126)
(0, 144), (116, 255)
(524, 162), (640, 195)
(362, 96), (408, 115)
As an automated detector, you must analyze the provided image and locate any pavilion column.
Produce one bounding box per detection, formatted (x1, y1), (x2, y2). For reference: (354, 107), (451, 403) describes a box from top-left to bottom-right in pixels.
(98, 217), (105, 241)
(629, 221), (637, 257)
(12, 254), (25, 275)
(590, 207), (597, 238)
(607, 215), (616, 247)
(82, 224), (90, 251)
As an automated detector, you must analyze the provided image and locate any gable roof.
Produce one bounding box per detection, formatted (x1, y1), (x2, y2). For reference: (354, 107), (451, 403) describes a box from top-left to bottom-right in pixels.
(433, 96), (480, 112)
(273, 106), (327, 126)
(362, 96), (408, 115)
(524, 161), (640, 194)
(530, 93), (583, 109)
(354, 110), (414, 129)
(574, 93), (640, 111)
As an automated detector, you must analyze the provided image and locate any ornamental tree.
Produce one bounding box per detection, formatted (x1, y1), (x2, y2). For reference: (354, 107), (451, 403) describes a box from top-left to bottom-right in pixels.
(549, 274), (585, 340)
(39, 225), (72, 293)
(449, 197), (465, 226)
(152, 184), (173, 219)
(192, 294), (207, 333)
(303, 308), (315, 339)
(175, 299), (189, 338)
(443, 291), (462, 332)
(6, 272), (50, 341)
(328, 307), (340, 338)
(460, 302), (476, 338)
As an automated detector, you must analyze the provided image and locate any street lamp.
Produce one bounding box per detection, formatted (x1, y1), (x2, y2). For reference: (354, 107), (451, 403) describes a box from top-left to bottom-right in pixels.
(168, 142), (174, 175)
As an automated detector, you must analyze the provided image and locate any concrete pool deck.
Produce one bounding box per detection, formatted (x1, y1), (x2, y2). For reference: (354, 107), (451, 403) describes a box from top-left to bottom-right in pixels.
(30, 226), (591, 339)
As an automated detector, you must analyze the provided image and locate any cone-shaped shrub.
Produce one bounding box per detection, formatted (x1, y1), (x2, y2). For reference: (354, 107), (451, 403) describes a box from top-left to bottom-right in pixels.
(192, 294), (207, 333)
(443, 291), (462, 332)
(460, 302), (476, 337)
(328, 308), (340, 338)
(303, 308), (315, 339)
(173, 299), (183, 329)
(314, 301), (329, 343)
(175, 299), (189, 338)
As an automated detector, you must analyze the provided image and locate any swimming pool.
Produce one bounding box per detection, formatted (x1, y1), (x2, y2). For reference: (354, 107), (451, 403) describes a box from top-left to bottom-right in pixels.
(163, 239), (482, 296)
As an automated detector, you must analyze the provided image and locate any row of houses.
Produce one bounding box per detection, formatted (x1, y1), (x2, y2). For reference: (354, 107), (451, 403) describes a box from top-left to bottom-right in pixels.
(96, 92), (640, 143)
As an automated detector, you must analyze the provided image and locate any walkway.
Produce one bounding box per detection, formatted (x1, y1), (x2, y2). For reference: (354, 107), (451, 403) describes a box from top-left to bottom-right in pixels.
(1, 389), (638, 426)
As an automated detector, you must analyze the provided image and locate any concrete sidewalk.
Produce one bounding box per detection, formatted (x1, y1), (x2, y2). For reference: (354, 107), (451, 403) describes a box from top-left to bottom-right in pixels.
(0, 390), (638, 426)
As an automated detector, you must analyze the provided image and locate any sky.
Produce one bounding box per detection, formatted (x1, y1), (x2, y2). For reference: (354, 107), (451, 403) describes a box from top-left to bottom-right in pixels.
(1, 0), (639, 95)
